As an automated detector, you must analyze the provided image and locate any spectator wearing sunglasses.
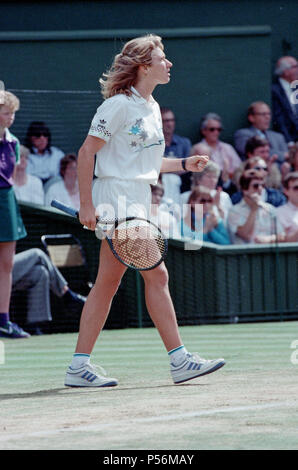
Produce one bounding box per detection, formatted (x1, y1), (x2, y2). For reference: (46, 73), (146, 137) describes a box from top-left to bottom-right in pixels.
(191, 113), (241, 178)
(231, 156), (286, 208)
(242, 136), (282, 189)
(180, 159), (233, 226)
(276, 172), (298, 242)
(180, 186), (230, 245)
(227, 170), (285, 244)
(24, 121), (64, 185)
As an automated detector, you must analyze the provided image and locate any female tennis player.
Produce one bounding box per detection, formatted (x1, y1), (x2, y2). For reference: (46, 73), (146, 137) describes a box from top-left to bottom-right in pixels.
(65, 34), (225, 387)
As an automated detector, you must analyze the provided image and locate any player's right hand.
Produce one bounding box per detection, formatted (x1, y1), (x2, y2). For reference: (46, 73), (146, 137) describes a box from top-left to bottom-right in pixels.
(79, 203), (97, 231)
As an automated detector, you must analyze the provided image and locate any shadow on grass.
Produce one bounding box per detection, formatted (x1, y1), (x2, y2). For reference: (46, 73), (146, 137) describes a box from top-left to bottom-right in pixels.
(0, 382), (206, 400)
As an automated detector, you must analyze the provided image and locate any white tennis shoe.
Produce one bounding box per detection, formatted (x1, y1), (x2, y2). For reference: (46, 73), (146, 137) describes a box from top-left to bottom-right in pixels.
(65, 363), (118, 387)
(171, 352), (225, 384)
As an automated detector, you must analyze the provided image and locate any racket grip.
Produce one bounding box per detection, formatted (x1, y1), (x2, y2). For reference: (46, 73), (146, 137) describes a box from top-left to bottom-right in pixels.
(51, 199), (78, 218)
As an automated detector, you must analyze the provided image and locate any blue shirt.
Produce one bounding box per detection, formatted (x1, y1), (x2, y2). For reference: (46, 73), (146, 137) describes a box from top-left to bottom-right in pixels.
(164, 134), (191, 159)
(180, 215), (231, 245)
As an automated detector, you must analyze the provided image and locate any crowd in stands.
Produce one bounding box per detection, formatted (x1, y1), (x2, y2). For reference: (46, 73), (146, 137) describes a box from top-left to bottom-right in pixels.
(3, 55), (298, 249)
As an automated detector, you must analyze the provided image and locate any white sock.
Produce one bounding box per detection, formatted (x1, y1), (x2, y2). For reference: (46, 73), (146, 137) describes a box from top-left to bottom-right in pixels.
(168, 345), (188, 366)
(70, 353), (90, 369)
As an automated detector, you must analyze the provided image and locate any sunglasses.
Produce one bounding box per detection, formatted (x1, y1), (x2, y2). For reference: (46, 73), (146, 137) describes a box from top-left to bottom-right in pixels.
(253, 166), (268, 172)
(32, 132), (49, 138)
(206, 127), (222, 132)
(199, 198), (213, 203)
(290, 185), (298, 191)
(251, 183), (265, 189)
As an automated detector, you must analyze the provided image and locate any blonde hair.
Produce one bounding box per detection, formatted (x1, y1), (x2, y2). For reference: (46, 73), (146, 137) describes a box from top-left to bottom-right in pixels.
(0, 91), (20, 112)
(100, 34), (164, 99)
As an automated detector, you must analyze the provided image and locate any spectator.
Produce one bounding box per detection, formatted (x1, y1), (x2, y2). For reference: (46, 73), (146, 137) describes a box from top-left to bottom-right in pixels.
(234, 101), (288, 165)
(0, 90), (29, 339)
(231, 156), (287, 207)
(44, 153), (80, 210)
(25, 121), (64, 185)
(233, 136), (282, 190)
(191, 112), (241, 176)
(12, 248), (86, 335)
(276, 172), (298, 242)
(272, 56), (298, 144)
(13, 145), (44, 205)
(280, 141), (298, 180)
(160, 107), (192, 193)
(227, 170), (285, 244)
(181, 159), (232, 225)
(181, 186), (230, 244)
(150, 183), (180, 239)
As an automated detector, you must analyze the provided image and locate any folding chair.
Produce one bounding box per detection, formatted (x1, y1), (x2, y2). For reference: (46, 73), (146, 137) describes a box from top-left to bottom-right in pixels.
(41, 233), (93, 295)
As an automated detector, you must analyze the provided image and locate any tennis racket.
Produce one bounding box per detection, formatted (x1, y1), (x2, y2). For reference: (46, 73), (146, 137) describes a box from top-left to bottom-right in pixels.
(51, 199), (168, 271)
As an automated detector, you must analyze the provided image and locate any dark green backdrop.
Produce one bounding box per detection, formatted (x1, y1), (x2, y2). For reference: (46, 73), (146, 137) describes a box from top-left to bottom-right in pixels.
(0, 1), (297, 151)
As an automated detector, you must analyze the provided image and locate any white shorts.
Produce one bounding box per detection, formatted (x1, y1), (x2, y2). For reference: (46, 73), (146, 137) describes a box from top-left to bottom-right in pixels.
(92, 177), (151, 221)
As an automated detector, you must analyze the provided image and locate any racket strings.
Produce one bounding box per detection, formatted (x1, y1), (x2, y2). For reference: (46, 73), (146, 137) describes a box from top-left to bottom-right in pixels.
(110, 220), (166, 270)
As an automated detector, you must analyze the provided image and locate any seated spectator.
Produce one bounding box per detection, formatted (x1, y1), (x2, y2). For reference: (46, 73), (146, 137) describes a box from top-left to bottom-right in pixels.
(161, 107), (192, 193)
(24, 121), (64, 184)
(234, 101), (288, 165)
(272, 56), (298, 144)
(276, 172), (298, 242)
(191, 112), (241, 177)
(231, 156), (287, 207)
(13, 145), (44, 205)
(233, 135), (283, 189)
(12, 248), (86, 335)
(235, 136), (282, 189)
(159, 173), (182, 206)
(181, 160), (232, 225)
(44, 153), (80, 210)
(280, 141), (298, 180)
(181, 186), (230, 244)
(150, 183), (180, 239)
(227, 170), (285, 244)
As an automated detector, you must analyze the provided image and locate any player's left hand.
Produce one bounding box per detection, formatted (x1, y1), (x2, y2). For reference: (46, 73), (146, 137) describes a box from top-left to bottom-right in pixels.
(184, 155), (209, 172)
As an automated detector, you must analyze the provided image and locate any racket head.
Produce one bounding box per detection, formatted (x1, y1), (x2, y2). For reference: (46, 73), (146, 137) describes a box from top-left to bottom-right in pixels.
(104, 217), (168, 271)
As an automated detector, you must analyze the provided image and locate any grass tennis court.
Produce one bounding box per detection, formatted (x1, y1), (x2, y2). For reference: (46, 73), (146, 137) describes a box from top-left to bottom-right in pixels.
(1, 321), (298, 450)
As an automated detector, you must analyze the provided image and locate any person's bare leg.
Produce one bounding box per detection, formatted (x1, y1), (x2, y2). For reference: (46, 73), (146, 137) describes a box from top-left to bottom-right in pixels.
(141, 262), (183, 352)
(0, 241), (16, 312)
(75, 240), (127, 354)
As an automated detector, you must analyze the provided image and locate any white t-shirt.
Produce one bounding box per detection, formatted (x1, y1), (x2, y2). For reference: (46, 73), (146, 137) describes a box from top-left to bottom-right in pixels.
(13, 174), (44, 205)
(227, 199), (284, 244)
(276, 201), (298, 238)
(88, 87), (165, 184)
(45, 179), (80, 210)
(27, 146), (64, 181)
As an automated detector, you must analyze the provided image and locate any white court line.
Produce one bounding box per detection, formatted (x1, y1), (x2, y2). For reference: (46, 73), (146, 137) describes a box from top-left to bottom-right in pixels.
(0, 401), (296, 443)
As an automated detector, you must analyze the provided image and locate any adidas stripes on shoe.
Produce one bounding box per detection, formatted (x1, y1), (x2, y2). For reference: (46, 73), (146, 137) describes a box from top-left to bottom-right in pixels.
(65, 362), (118, 388)
(171, 352), (225, 384)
